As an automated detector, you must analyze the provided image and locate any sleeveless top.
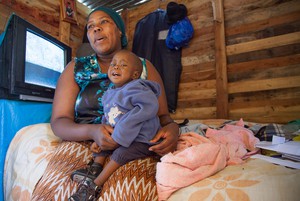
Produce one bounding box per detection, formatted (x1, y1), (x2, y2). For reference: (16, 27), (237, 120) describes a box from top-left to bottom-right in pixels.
(74, 54), (148, 124)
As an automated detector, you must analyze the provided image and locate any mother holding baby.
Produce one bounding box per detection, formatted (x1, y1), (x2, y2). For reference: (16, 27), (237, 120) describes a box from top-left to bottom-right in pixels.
(31, 6), (179, 201)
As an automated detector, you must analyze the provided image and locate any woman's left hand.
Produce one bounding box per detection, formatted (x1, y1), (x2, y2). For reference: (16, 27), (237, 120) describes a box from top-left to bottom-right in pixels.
(149, 122), (179, 156)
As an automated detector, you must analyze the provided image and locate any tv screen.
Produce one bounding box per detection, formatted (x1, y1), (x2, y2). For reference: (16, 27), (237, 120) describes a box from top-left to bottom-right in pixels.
(0, 14), (72, 102)
(25, 31), (65, 89)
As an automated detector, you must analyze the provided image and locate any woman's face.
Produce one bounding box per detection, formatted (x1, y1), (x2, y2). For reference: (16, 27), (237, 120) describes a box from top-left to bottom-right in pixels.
(86, 11), (122, 56)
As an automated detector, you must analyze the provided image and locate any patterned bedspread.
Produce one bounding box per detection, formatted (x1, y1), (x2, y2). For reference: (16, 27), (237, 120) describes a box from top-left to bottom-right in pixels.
(168, 158), (300, 201)
(4, 120), (300, 201)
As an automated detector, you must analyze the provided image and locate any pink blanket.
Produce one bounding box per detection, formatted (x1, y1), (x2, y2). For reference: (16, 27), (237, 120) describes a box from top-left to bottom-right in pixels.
(156, 119), (260, 201)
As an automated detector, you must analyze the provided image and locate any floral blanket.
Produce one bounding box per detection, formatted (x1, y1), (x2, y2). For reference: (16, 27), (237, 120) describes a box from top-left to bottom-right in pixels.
(4, 120), (300, 201)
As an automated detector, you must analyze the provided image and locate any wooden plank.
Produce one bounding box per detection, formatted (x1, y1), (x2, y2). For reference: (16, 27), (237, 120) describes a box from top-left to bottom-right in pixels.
(228, 54), (300, 73)
(180, 69), (216, 83)
(226, 11), (300, 36)
(229, 105), (300, 124)
(212, 0), (228, 118)
(229, 88), (300, 105)
(229, 89), (300, 108)
(228, 64), (300, 82)
(0, 3), (13, 32)
(226, 32), (300, 55)
(177, 98), (216, 108)
(230, 99), (300, 116)
(228, 76), (300, 94)
(189, 16), (214, 31)
(0, 3), (59, 38)
(10, 0), (60, 27)
(182, 34), (215, 56)
(227, 20), (300, 46)
(225, 0), (300, 28)
(224, 0), (272, 9)
(0, 4), (12, 16)
(182, 61), (215, 73)
(182, 52), (215, 66)
(59, 20), (71, 45)
(179, 80), (216, 91)
(180, 62), (216, 83)
(230, 99), (300, 113)
(171, 107), (217, 120)
(178, 88), (216, 100)
(179, 80), (216, 90)
(227, 21), (300, 47)
(227, 43), (300, 64)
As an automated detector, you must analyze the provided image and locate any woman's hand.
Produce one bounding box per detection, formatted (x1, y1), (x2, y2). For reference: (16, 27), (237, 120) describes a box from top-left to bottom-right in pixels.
(91, 124), (118, 151)
(149, 122), (179, 156)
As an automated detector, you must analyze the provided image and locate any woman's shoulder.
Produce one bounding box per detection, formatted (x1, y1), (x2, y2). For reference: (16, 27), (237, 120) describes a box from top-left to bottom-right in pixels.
(74, 54), (99, 73)
(139, 57), (148, 80)
(75, 54), (97, 66)
(140, 58), (162, 84)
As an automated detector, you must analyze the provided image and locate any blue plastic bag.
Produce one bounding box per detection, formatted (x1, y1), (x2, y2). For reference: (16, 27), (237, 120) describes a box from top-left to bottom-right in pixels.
(166, 17), (194, 50)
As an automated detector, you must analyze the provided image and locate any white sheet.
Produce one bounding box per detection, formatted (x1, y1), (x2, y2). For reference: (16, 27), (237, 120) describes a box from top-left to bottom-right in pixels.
(4, 123), (61, 201)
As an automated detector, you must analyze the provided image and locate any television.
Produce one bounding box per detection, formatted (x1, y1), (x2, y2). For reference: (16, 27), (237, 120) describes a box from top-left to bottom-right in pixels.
(0, 14), (72, 102)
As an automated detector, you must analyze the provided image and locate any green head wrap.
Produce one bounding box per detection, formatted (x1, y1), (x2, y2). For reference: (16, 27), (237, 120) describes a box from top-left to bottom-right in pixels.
(88, 6), (128, 48)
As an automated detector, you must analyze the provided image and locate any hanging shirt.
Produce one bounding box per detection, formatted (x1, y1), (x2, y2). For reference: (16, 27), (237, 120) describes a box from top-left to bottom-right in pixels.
(132, 9), (182, 113)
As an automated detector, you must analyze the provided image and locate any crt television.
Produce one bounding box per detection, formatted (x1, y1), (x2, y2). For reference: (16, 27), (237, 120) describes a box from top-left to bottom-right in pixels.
(0, 14), (72, 102)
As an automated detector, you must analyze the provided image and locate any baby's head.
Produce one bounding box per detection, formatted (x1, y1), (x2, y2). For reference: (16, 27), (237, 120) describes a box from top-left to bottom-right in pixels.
(108, 49), (142, 88)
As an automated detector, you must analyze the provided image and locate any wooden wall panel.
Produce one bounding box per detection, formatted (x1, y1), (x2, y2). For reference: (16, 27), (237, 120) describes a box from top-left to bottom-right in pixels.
(1, 0), (299, 124)
(125, 0), (300, 123)
(125, 0), (218, 120)
(227, 32), (300, 55)
(224, 0), (300, 123)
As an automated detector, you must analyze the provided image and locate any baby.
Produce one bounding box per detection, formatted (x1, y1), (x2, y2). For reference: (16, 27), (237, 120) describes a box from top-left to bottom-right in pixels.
(69, 49), (161, 201)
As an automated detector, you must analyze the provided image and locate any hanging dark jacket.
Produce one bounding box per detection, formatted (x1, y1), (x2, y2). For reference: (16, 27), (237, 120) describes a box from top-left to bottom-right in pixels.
(132, 9), (182, 113)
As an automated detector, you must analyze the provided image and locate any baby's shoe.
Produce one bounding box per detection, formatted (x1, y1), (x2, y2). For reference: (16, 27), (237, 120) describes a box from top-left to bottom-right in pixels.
(68, 177), (102, 201)
(71, 160), (103, 183)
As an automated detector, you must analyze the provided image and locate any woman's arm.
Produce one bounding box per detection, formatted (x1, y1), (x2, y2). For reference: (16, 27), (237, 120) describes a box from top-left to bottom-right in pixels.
(145, 60), (179, 156)
(50, 60), (117, 150)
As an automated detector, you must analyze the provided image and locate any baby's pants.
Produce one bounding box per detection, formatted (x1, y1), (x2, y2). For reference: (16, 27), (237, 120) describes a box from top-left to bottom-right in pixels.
(94, 141), (156, 165)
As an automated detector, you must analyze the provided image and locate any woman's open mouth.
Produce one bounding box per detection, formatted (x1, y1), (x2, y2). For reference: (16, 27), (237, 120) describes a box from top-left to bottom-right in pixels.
(95, 36), (105, 43)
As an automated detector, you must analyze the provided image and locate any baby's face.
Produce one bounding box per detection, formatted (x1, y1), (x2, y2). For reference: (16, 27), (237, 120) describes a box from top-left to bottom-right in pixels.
(108, 51), (139, 88)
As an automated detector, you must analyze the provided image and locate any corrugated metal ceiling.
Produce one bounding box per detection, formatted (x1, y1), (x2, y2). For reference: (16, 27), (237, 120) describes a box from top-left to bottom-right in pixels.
(76, 0), (152, 12)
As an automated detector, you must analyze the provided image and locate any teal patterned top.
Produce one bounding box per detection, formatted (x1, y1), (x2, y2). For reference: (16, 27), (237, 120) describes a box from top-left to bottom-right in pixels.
(74, 54), (148, 124)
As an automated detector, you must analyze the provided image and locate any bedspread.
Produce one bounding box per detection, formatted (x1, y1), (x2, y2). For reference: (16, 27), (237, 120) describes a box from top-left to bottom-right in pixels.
(167, 157), (300, 201)
(4, 123), (61, 200)
(4, 119), (300, 201)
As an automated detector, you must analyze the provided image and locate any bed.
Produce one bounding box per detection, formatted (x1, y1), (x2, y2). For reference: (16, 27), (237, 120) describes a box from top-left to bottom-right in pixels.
(4, 119), (300, 201)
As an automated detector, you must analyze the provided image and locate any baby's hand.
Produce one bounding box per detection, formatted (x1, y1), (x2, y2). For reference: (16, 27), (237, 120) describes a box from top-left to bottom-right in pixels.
(91, 142), (101, 153)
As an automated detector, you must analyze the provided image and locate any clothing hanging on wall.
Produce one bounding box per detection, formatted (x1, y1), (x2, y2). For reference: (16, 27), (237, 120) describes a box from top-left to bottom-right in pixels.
(132, 9), (182, 113)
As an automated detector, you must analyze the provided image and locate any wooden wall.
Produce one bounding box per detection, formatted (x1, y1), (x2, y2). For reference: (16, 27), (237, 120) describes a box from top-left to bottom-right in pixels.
(1, 0), (299, 124)
(124, 0), (300, 124)
(0, 0), (91, 58)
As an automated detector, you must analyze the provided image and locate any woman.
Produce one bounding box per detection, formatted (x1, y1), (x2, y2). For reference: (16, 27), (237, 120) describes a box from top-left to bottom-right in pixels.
(31, 6), (179, 200)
